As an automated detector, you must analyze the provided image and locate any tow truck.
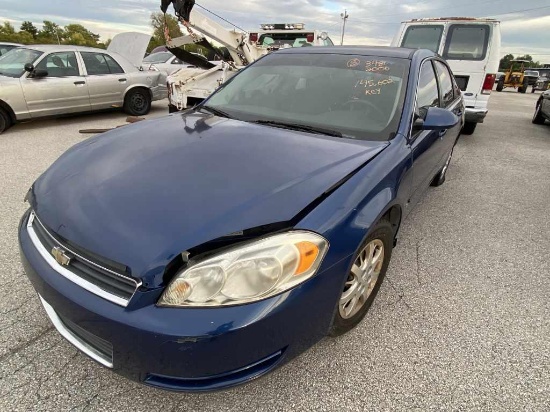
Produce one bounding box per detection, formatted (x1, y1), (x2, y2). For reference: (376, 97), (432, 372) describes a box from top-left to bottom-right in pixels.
(160, 0), (333, 111)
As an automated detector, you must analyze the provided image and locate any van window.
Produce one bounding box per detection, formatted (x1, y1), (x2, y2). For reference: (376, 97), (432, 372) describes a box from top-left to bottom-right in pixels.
(443, 24), (490, 61)
(401, 26), (443, 53)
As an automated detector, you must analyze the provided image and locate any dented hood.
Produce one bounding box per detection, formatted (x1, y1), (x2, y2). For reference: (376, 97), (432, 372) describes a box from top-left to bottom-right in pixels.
(32, 113), (387, 279)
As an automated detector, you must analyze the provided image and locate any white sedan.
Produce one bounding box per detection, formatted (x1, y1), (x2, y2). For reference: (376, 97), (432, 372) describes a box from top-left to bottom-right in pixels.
(0, 33), (167, 134)
(142, 51), (212, 75)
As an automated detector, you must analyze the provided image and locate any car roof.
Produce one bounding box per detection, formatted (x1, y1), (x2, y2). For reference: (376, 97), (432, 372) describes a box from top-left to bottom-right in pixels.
(0, 42), (22, 46)
(276, 46), (427, 59)
(17, 44), (108, 53)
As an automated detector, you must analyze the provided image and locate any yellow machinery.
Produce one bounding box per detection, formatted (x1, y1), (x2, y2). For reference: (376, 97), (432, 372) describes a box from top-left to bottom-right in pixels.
(496, 60), (529, 93)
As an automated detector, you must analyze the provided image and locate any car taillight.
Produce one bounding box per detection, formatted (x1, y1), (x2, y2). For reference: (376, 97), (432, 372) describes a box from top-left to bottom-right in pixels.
(250, 33), (258, 42)
(482, 73), (496, 95)
(306, 33), (315, 42)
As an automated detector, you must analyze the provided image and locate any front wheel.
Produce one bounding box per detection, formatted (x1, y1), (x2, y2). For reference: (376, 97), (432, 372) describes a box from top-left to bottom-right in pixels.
(0, 107), (11, 134)
(496, 78), (504, 92)
(124, 88), (152, 116)
(532, 103), (545, 125)
(330, 219), (393, 337)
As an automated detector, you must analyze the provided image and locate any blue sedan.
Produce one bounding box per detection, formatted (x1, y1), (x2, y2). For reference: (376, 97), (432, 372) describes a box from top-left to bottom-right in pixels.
(19, 46), (464, 392)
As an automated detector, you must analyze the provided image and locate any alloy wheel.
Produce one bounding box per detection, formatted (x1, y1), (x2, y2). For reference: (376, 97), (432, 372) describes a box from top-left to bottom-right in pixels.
(339, 239), (385, 319)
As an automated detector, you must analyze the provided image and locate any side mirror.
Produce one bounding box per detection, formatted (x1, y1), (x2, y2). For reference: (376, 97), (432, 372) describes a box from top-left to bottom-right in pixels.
(31, 69), (49, 78)
(24, 63), (34, 72)
(418, 107), (459, 130)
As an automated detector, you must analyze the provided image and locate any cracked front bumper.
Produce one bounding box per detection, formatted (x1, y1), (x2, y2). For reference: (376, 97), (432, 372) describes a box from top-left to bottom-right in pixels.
(18, 211), (346, 392)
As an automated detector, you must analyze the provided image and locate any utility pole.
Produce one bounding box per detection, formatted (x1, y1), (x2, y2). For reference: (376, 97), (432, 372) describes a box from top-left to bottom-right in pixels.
(340, 10), (349, 46)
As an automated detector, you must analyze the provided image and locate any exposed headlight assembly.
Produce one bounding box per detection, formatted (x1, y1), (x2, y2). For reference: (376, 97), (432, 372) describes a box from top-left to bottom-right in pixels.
(158, 231), (328, 307)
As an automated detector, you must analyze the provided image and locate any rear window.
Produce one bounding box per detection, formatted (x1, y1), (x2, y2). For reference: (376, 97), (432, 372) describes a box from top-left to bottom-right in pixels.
(443, 24), (490, 61)
(401, 26), (444, 53)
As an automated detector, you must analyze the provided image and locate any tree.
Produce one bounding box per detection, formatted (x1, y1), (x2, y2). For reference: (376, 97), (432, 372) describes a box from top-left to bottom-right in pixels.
(148, 12), (182, 52)
(37, 20), (64, 44)
(20, 21), (38, 38)
(499, 54), (514, 70)
(63, 24), (100, 47)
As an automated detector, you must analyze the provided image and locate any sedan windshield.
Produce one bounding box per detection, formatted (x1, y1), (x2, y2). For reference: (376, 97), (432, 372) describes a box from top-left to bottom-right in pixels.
(0, 48), (42, 78)
(143, 52), (172, 64)
(205, 53), (409, 140)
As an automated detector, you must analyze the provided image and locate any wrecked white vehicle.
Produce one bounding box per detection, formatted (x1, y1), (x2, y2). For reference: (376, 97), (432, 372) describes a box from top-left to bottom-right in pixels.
(0, 33), (167, 134)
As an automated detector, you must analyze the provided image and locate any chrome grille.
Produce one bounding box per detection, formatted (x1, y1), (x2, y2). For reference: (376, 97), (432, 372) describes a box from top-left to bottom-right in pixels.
(27, 212), (140, 307)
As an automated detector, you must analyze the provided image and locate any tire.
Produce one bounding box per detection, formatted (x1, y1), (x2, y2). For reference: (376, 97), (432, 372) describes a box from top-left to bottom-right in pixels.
(496, 78), (504, 92)
(431, 145), (455, 187)
(330, 219), (394, 337)
(0, 107), (11, 134)
(532, 102), (545, 125)
(461, 121), (477, 135)
(519, 79), (528, 94)
(124, 88), (152, 116)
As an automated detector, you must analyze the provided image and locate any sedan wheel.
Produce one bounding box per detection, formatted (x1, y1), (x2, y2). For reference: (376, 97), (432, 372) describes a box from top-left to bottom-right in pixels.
(339, 239), (384, 319)
(330, 219), (394, 336)
(124, 88), (152, 116)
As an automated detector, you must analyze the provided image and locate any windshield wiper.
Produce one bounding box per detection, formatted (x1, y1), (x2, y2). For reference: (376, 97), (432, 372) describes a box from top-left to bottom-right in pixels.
(252, 120), (343, 138)
(198, 105), (232, 119)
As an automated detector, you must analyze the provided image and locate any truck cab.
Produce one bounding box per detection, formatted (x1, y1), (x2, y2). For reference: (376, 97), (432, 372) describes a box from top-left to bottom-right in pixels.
(392, 18), (501, 135)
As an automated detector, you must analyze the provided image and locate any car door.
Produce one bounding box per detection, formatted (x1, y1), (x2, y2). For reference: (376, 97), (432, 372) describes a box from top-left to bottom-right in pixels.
(80, 52), (128, 110)
(433, 60), (463, 160)
(409, 59), (443, 207)
(20, 51), (91, 118)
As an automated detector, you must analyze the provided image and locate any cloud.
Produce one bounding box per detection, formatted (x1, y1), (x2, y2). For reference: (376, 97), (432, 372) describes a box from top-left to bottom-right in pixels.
(1, 0), (549, 61)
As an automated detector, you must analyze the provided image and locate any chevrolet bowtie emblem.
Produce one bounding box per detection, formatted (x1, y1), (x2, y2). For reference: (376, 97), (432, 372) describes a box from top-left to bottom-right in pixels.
(51, 246), (71, 266)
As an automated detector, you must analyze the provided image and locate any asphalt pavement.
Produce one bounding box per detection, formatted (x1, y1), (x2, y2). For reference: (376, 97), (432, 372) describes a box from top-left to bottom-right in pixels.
(0, 93), (549, 411)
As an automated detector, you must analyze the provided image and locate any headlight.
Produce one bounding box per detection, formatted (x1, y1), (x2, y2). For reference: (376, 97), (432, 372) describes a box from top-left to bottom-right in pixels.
(158, 231), (328, 307)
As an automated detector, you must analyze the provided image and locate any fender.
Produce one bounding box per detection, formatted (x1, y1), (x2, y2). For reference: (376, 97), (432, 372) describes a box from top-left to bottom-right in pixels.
(296, 133), (413, 271)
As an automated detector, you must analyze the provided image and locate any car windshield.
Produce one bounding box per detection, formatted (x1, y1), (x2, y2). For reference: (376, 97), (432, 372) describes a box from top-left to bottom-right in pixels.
(143, 52), (172, 64)
(0, 47), (42, 78)
(205, 53), (409, 141)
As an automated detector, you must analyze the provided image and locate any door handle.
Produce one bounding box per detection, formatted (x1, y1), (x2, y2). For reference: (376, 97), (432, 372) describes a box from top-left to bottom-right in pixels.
(438, 130), (447, 138)
(74, 81), (85, 85)
(118, 78), (127, 82)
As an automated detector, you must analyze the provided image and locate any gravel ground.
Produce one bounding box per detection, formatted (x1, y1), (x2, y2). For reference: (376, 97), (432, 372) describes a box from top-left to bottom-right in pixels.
(0, 93), (549, 411)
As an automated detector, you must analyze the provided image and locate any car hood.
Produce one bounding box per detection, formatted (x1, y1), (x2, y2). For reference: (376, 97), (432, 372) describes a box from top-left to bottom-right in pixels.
(32, 113), (388, 281)
(107, 32), (151, 68)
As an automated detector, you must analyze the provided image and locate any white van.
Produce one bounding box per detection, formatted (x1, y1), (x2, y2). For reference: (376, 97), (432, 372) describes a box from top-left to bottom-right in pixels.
(392, 18), (501, 135)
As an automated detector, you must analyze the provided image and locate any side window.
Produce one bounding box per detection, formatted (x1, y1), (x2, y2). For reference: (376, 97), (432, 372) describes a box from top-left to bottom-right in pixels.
(416, 61), (439, 119)
(35, 52), (80, 77)
(434, 61), (455, 107)
(82, 52), (124, 75)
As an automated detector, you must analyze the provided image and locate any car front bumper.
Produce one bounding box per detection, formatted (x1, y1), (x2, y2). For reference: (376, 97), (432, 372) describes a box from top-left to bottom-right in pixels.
(465, 107), (488, 123)
(18, 211), (347, 392)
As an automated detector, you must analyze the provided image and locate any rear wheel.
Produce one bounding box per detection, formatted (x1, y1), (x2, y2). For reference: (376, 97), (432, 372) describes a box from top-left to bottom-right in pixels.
(532, 102), (545, 125)
(330, 219), (393, 337)
(496, 78), (504, 92)
(0, 108), (11, 134)
(124, 88), (152, 116)
(461, 121), (477, 135)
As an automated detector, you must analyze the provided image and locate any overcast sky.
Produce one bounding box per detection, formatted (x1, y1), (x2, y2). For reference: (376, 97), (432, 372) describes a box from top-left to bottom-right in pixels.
(1, 0), (549, 61)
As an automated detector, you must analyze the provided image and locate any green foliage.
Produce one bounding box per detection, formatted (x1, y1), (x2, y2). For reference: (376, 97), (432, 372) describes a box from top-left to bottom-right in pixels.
(148, 12), (183, 52)
(0, 19), (107, 47)
(500, 54), (541, 70)
(20, 21), (38, 38)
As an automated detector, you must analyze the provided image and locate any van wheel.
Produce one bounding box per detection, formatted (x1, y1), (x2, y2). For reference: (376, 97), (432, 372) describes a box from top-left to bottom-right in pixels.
(461, 121), (477, 135)
(496, 78), (504, 92)
(124, 88), (152, 116)
(0, 108), (11, 134)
